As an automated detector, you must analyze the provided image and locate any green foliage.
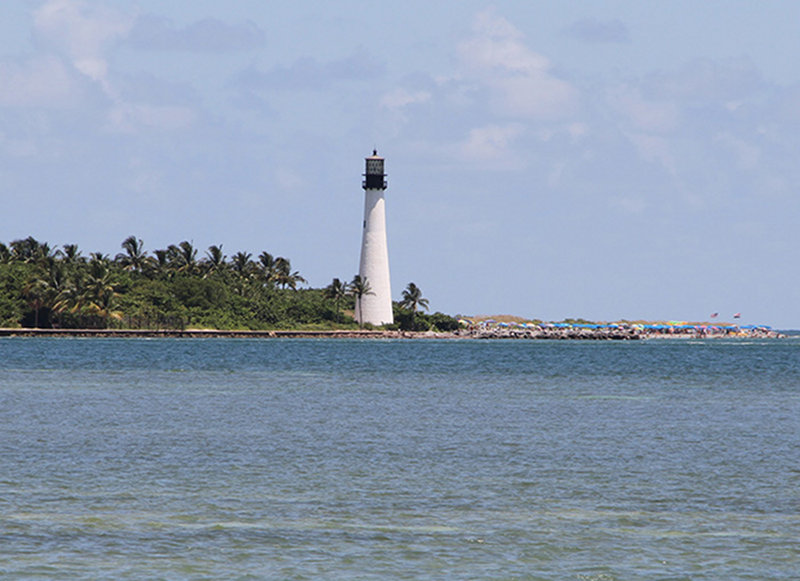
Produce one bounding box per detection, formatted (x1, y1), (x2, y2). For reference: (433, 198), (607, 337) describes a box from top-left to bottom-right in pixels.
(393, 302), (459, 332)
(0, 262), (29, 326)
(0, 236), (450, 331)
(393, 282), (453, 331)
(427, 312), (461, 332)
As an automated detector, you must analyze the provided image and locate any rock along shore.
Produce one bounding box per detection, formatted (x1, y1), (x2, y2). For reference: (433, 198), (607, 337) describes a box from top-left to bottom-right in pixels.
(452, 324), (782, 340)
(0, 328), (412, 339)
(0, 325), (782, 340)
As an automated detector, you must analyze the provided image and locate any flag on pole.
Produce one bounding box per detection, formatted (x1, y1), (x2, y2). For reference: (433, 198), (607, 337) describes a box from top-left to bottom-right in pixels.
(733, 313), (741, 319)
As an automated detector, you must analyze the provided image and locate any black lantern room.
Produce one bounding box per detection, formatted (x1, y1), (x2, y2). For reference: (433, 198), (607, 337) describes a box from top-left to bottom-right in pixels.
(363, 149), (387, 190)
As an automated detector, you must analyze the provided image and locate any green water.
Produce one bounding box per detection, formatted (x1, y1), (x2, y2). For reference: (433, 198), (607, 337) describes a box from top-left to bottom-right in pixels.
(1, 338), (798, 579)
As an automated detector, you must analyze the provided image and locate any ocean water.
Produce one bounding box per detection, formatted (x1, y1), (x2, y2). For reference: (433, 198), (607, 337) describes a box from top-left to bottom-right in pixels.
(0, 337), (798, 580)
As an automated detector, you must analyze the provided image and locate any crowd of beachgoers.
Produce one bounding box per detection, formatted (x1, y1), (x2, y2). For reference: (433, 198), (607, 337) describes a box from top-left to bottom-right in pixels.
(453, 320), (782, 340)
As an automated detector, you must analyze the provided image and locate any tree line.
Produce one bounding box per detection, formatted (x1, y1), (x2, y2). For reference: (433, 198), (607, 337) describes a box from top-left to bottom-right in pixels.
(0, 236), (458, 332)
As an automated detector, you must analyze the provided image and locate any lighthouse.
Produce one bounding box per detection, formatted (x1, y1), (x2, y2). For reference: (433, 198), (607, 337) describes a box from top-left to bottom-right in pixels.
(356, 150), (394, 326)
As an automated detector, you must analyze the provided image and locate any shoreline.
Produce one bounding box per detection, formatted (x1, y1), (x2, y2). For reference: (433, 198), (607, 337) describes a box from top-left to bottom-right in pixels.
(0, 326), (783, 340)
(0, 328), (412, 339)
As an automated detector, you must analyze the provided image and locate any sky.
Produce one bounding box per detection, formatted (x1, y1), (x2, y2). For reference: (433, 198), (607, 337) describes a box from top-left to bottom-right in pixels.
(2, 1), (800, 328)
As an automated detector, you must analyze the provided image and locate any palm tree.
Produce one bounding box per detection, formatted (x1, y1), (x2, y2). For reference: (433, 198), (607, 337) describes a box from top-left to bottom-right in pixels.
(23, 272), (50, 328)
(400, 282), (429, 330)
(349, 274), (373, 327)
(79, 258), (120, 327)
(51, 264), (85, 323)
(116, 235), (152, 273)
(202, 245), (226, 277)
(10, 237), (57, 266)
(324, 278), (349, 323)
(257, 251), (277, 287)
(89, 252), (110, 265)
(60, 244), (84, 265)
(43, 260), (71, 327)
(272, 257), (306, 290)
(10, 236), (43, 263)
(24, 258), (69, 328)
(167, 241), (198, 274)
(152, 248), (171, 279)
(231, 251), (254, 278)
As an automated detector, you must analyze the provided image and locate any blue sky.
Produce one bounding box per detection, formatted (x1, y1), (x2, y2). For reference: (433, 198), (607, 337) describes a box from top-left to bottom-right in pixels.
(2, 1), (800, 327)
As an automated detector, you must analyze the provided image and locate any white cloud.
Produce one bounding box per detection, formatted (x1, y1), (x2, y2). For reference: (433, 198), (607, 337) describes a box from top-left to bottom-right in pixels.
(626, 132), (676, 174)
(459, 10), (549, 74)
(105, 103), (196, 133)
(27, 1), (206, 135)
(0, 55), (82, 107)
(607, 85), (678, 133)
(610, 195), (647, 215)
(459, 123), (523, 164)
(457, 10), (578, 120)
(645, 58), (761, 103)
(379, 88), (432, 134)
(565, 17), (630, 44)
(275, 168), (305, 191)
(236, 49), (384, 92)
(380, 89), (431, 110)
(33, 0), (133, 89)
(127, 15), (266, 52)
(567, 122), (588, 140)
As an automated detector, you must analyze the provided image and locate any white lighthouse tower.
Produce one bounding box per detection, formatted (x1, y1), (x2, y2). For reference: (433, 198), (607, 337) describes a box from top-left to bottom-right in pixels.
(356, 150), (394, 326)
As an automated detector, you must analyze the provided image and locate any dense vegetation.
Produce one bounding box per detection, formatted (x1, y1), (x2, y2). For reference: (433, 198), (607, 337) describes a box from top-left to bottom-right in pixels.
(0, 236), (459, 332)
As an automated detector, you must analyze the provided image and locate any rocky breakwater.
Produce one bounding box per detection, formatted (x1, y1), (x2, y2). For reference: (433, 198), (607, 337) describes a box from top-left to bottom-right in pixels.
(456, 324), (642, 340)
(454, 322), (783, 340)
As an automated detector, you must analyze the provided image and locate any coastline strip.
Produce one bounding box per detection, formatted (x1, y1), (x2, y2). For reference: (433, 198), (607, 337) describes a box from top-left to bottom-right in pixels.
(0, 327), (781, 340)
(0, 328), (410, 339)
